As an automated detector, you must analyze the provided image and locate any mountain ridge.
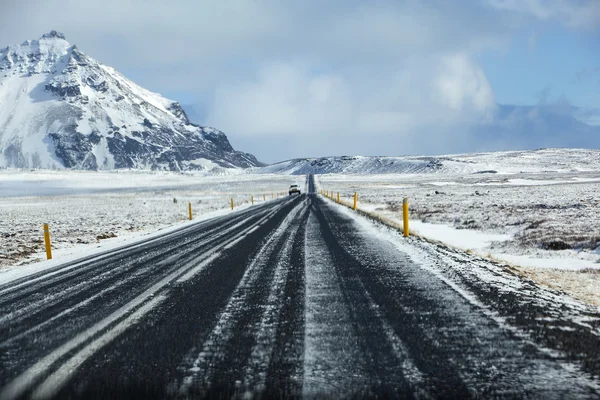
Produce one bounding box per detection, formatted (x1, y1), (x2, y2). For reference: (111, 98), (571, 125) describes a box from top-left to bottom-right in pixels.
(0, 31), (262, 171)
(257, 148), (600, 175)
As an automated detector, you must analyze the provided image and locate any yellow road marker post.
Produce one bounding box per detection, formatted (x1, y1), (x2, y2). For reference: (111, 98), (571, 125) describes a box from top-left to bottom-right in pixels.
(337, 192), (340, 203)
(353, 193), (358, 211)
(251, 196), (254, 205)
(230, 198), (234, 210)
(43, 223), (52, 260)
(403, 197), (409, 237)
(188, 202), (193, 220)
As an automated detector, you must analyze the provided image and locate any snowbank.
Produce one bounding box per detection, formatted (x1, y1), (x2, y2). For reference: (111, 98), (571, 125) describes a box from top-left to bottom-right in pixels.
(0, 171), (305, 272)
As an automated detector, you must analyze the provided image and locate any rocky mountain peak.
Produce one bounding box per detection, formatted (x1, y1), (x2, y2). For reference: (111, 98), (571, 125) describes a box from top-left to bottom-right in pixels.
(40, 30), (67, 41)
(0, 33), (262, 171)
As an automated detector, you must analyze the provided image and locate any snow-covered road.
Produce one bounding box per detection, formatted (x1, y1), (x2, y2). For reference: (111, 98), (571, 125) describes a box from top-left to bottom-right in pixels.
(1, 175), (599, 399)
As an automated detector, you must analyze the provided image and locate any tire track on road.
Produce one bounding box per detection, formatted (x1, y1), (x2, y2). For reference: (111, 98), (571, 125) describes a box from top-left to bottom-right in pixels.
(42, 196), (304, 400)
(316, 195), (600, 398)
(0, 198), (298, 400)
(176, 199), (308, 398)
(0, 200), (289, 385)
(303, 204), (419, 398)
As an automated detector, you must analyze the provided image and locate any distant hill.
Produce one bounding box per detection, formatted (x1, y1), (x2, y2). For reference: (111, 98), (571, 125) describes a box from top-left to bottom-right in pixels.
(257, 148), (600, 175)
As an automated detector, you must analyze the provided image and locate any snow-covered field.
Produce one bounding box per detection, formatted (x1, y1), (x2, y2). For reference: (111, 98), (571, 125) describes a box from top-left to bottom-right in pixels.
(2, 148), (600, 306)
(317, 170), (600, 305)
(0, 170), (304, 270)
(261, 148), (600, 175)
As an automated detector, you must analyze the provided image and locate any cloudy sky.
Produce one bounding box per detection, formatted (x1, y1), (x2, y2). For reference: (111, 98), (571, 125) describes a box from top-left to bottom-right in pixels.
(1, 0), (599, 162)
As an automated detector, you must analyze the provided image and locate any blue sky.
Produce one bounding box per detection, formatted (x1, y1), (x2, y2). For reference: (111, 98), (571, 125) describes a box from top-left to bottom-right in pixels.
(479, 27), (599, 107)
(0, 0), (599, 162)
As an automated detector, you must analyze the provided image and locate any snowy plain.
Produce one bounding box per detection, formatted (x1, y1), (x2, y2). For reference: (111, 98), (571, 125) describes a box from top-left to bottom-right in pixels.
(317, 172), (600, 269)
(2, 147), (600, 307)
(0, 169), (305, 275)
(315, 163), (600, 306)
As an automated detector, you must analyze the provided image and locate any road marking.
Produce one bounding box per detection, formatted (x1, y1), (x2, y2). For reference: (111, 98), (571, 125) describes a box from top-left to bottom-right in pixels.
(241, 206), (308, 394)
(0, 205), (279, 329)
(176, 252), (221, 283)
(177, 200), (305, 395)
(0, 202), (279, 297)
(1, 201), (290, 400)
(31, 295), (166, 400)
(302, 211), (369, 396)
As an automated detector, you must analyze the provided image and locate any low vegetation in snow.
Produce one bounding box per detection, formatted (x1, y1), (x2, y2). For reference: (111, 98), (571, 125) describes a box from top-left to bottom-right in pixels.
(0, 170), (304, 269)
(317, 171), (600, 306)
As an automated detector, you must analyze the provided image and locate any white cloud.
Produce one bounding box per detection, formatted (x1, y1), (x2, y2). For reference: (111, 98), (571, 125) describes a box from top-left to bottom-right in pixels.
(0, 1), (510, 90)
(434, 54), (496, 117)
(488, 0), (600, 30)
(2, 0), (592, 162)
(207, 55), (497, 161)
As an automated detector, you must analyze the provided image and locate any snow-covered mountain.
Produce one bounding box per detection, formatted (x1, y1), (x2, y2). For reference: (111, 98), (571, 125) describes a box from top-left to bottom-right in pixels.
(0, 31), (262, 171)
(258, 148), (600, 175)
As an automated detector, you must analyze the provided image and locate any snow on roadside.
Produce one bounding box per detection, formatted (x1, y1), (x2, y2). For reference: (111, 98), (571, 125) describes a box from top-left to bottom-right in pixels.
(318, 171), (600, 270)
(326, 195), (600, 315)
(0, 205), (242, 285)
(383, 218), (599, 271)
(409, 220), (512, 252)
(0, 171), (305, 276)
(317, 171), (600, 306)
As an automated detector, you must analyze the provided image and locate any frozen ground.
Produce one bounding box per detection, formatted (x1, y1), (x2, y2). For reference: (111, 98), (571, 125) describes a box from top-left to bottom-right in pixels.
(316, 170), (600, 306)
(0, 170), (305, 271)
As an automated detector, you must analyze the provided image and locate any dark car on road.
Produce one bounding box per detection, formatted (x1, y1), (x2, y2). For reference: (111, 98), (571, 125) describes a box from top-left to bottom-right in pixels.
(289, 184), (301, 195)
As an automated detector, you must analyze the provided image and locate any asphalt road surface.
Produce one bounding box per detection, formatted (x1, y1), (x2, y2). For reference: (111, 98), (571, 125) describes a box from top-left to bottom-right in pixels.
(1, 175), (599, 399)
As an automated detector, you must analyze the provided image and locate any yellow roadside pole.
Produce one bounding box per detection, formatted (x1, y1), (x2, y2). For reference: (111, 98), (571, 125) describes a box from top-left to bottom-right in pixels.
(403, 197), (409, 237)
(264, 194), (266, 201)
(43, 223), (52, 260)
(188, 202), (193, 220)
(251, 196), (254, 205)
(230, 198), (234, 210)
(337, 192), (340, 203)
(353, 193), (358, 211)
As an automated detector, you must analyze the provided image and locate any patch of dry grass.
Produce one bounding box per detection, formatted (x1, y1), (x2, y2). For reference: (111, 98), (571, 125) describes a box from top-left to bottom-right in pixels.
(322, 193), (600, 308)
(514, 266), (600, 307)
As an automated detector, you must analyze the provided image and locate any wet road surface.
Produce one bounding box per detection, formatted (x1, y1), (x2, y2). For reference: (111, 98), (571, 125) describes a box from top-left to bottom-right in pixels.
(1, 175), (599, 399)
